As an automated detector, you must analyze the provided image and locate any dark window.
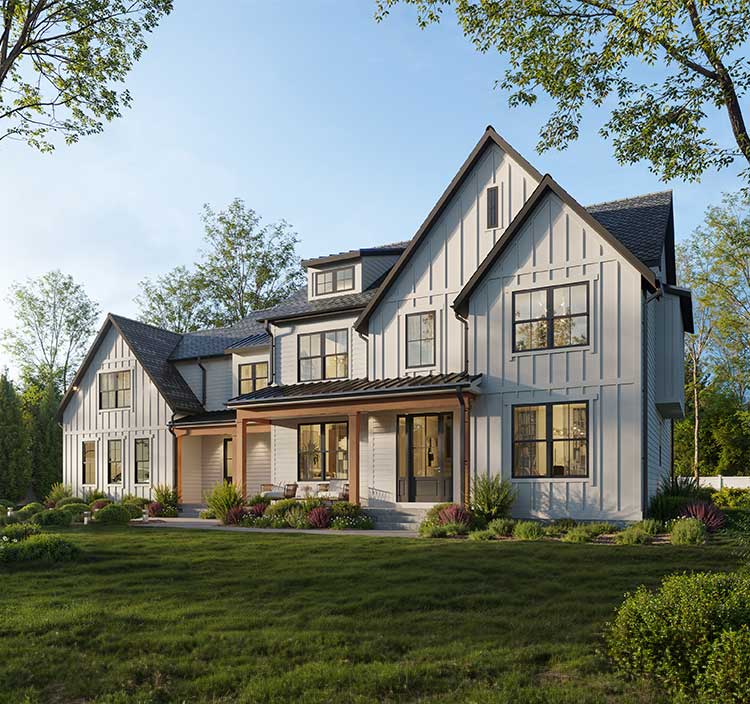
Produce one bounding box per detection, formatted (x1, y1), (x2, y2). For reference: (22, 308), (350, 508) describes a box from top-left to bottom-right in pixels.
(134, 438), (150, 484)
(487, 186), (499, 229)
(223, 438), (233, 483)
(239, 362), (268, 395)
(99, 371), (131, 409)
(107, 439), (122, 483)
(315, 266), (355, 295)
(82, 441), (96, 485)
(298, 422), (348, 481)
(406, 312), (436, 367)
(512, 402), (588, 478)
(298, 329), (348, 381)
(513, 283), (589, 352)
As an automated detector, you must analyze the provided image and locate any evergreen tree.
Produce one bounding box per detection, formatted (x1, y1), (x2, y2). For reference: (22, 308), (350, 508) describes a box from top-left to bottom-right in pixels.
(22, 379), (63, 499)
(0, 373), (31, 501)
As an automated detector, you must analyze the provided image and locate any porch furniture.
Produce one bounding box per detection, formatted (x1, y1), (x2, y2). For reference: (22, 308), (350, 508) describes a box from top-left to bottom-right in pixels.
(283, 483), (298, 499)
(260, 483), (285, 500)
(316, 480), (349, 501)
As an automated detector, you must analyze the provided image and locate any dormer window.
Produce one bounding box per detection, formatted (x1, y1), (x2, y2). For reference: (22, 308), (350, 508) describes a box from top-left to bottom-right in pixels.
(315, 266), (354, 296)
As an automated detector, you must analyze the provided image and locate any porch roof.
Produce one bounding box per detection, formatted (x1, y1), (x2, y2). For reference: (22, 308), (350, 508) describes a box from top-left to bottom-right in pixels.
(172, 409), (236, 428)
(227, 372), (481, 408)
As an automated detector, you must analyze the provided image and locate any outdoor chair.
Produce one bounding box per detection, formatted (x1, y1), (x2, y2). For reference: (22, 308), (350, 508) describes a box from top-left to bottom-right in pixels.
(316, 480), (349, 501)
(260, 483), (285, 500)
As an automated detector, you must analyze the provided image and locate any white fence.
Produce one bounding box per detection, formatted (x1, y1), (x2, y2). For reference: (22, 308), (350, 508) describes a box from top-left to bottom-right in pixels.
(698, 476), (750, 490)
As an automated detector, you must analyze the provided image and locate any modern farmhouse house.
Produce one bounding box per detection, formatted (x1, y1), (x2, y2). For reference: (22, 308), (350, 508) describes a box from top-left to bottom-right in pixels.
(59, 127), (693, 522)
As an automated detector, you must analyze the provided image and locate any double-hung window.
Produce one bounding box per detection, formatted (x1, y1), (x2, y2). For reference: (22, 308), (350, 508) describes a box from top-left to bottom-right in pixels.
(512, 283), (589, 352)
(315, 266), (354, 296)
(298, 330), (348, 381)
(82, 441), (96, 485)
(107, 439), (122, 483)
(298, 422), (348, 481)
(239, 362), (268, 394)
(134, 438), (150, 484)
(512, 402), (588, 478)
(99, 370), (131, 409)
(406, 311), (436, 367)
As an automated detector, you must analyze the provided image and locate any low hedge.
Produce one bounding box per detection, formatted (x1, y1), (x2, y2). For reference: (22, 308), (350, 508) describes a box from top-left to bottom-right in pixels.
(55, 496), (86, 509)
(0, 533), (79, 563)
(1, 523), (41, 541)
(94, 504), (133, 525)
(59, 502), (91, 521)
(0, 499), (16, 510)
(14, 502), (44, 520)
(121, 502), (144, 520)
(31, 509), (73, 527)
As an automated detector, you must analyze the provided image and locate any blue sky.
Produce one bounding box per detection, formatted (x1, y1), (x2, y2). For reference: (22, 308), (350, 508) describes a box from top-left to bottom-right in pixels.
(0, 1), (742, 375)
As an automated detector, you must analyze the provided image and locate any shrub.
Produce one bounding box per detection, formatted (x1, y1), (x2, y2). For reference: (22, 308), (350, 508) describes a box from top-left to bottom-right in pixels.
(89, 499), (111, 512)
(94, 504), (133, 525)
(285, 505), (311, 529)
(0, 513), (19, 526)
(633, 519), (663, 535)
(0, 499), (15, 510)
(680, 501), (726, 533)
(205, 482), (245, 524)
(44, 483), (72, 507)
(264, 499), (299, 519)
(418, 502), (455, 536)
(121, 494), (150, 508)
(615, 526), (653, 545)
(438, 504), (472, 527)
(31, 509), (73, 527)
(330, 514), (373, 530)
(55, 496), (85, 508)
(671, 517), (707, 545)
(562, 526), (595, 543)
(605, 571), (750, 700)
(225, 505), (248, 525)
(15, 502), (44, 520)
(330, 501), (362, 519)
(59, 502), (91, 522)
(0, 533), (79, 563)
(513, 520), (545, 541)
(247, 503), (267, 518)
(471, 475), (516, 522)
(308, 506), (332, 529)
(711, 487), (750, 511)
(153, 484), (180, 511)
(121, 502), (144, 520)
(551, 517), (578, 530)
(487, 517), (515, 537)
(198, 508), (216, 519)
(241, 515), (280, 528)
(298, 497), (327, 513)
(148, 501), (163, 517)
(468, 529), (495, 541)
(2, 523), (41, 541)
(246, 493), (271, 506)
(648, 493), (692, 523)
(698, 626), (750, 704)
(423, 521), (470, 538)
(83, 489), (107, 503)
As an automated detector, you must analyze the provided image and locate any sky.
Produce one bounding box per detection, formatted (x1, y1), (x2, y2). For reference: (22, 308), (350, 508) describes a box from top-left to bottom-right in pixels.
(0, 1), (743, 377)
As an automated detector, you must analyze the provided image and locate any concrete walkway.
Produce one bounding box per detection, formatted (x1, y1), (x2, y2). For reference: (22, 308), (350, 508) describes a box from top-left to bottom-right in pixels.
(131, 517), (418, 538)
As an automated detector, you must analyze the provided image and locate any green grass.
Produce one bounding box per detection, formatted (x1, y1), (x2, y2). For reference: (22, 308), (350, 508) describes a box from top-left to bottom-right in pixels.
(0, 526), (739, 704)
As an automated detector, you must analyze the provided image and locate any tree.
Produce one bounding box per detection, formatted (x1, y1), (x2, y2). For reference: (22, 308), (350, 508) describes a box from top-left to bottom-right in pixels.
(22, 378), (62, 499)
(135, 265), (212, 334)
(2, 270), (100, 391)
(0, 0), (172, 151)
(0, 372), (31, 500)
(376, 1), (750, 182)
(136, 199), (305, 330)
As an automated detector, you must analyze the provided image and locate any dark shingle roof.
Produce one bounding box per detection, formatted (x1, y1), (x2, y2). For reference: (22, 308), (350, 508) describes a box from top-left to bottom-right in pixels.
(586, 191), (672, 267)
(172, 410), (236, 427)
(110, 315), (203, 412)
(227, 372), (481, 406)
(301, 240), (410, 267)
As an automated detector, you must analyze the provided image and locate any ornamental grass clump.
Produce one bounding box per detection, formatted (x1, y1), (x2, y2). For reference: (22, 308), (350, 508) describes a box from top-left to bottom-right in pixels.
(470, 475), (516, 523)
(615, 526), (653, 545)
(44, 483), (72, 508)
(512, 521), (545, 541)
(308, 506), (332, 529)
(680, 501), (726, 533)
(437, 504), (472, 527)
(487, 517), (516, 537)
(205, 482), (244, 525)
(225, 505), (248, 525)
(285, 505), (311, 529)
(153, 485), (180, 515)
(670, 517), (707, 546)
(248, 502), (267, 518)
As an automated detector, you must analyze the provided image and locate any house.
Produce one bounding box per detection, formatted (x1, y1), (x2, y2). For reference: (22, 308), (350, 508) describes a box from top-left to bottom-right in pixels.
(58, 126), (693, 522)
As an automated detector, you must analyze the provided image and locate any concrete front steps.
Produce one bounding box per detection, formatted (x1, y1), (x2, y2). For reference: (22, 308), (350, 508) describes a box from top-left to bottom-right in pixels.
(364, 506), (429, 531)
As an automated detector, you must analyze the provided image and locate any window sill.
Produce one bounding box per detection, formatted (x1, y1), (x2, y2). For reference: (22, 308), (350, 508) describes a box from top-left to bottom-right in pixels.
(98, 407), (131, 413)
(510, 345), (593, 362)
(512, 476), (589, 483)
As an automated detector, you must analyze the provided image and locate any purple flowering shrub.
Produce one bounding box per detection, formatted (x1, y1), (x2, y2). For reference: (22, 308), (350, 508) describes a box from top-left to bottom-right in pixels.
(308, 506), (332, 529)
(438, 504), (472, 527)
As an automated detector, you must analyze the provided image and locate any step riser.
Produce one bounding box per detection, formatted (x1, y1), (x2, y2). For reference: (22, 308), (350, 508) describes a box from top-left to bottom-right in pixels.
(365, 508), (427, 531)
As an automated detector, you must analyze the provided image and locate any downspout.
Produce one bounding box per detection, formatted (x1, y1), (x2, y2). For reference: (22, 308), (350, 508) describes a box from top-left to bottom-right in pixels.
(197, 358), (207, 406)
(167, 412), (178, 491)
(264, 320), (275, 384)
(641, 283), (663, 517)
(358, 331), (370, 380)
(455, 312), (469, 374)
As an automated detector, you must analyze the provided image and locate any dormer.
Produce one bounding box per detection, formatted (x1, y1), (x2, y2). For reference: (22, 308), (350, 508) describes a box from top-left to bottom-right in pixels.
(302, 244), (406, 302)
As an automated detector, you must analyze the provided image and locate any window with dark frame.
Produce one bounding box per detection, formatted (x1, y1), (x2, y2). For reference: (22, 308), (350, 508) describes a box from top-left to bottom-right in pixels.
(406, 311), (436, 367)
(82, 441), (96, 485)
(298, 422), (348, 481)
(223, 438), (233, 483)
(99, 370), (131, 409)
(512, 283), (589, 352)
(239, 361), (268, 395)
(134, 438), (150, 484)
(315, 266), (355, 296)
(298, 329), (348, 381)
(487, 186), (499, 229)
(107, 439), (122, 483)
(512, 402), (588, 478)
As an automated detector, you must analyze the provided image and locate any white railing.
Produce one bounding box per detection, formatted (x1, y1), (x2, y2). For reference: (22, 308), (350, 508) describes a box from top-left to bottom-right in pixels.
(698, 475), (750, 490)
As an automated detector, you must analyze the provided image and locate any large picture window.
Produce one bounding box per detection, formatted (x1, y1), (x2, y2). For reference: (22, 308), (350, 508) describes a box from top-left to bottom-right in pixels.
(134, 438), (150, 484)
(107, 439), (122, 484)
(315, 266), (354, 295)
(512, 283), (589, 352)
(82, 441), (96, 485)
(298, 330), (348, 381)
(406, 311), (436, 368)
(239, 362), (268, 395)
(298, 422), (348, 481)
(99, 370), (131, 409)
(512, 402), (588, 478)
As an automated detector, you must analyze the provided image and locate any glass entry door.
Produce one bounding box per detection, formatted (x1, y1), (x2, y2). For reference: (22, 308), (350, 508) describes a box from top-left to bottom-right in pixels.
(397, 413), (453, 502)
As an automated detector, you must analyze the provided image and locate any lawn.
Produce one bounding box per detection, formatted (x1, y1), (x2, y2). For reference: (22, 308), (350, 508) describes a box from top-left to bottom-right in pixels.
(0, 527), (739, 704)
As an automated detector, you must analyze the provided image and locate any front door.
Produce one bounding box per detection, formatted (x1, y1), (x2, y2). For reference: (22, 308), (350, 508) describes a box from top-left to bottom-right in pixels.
(397, 413), (453, 502)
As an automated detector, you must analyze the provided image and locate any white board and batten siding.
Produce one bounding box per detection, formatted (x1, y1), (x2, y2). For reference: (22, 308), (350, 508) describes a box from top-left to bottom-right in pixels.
(467, 191), (644, 521)
(367, 142), (539, 380)
(62, 326), (174, 501)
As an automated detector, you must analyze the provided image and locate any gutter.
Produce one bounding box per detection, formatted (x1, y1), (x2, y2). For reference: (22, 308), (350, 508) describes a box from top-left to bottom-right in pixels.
(455, 311), (470, 374)
(264, 319), (275, 384)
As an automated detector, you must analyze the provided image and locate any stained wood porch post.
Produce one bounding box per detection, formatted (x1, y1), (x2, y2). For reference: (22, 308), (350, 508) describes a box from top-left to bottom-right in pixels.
(348, 412), (360, 505)
(234, 418), (247, 497)
(463, 394), (471, 506)
(176, 433), (183, 502)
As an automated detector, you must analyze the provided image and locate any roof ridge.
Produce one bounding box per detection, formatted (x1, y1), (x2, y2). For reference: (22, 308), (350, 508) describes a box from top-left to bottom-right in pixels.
(585, 189), (672, 209)
(108, 313), (180, 338)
